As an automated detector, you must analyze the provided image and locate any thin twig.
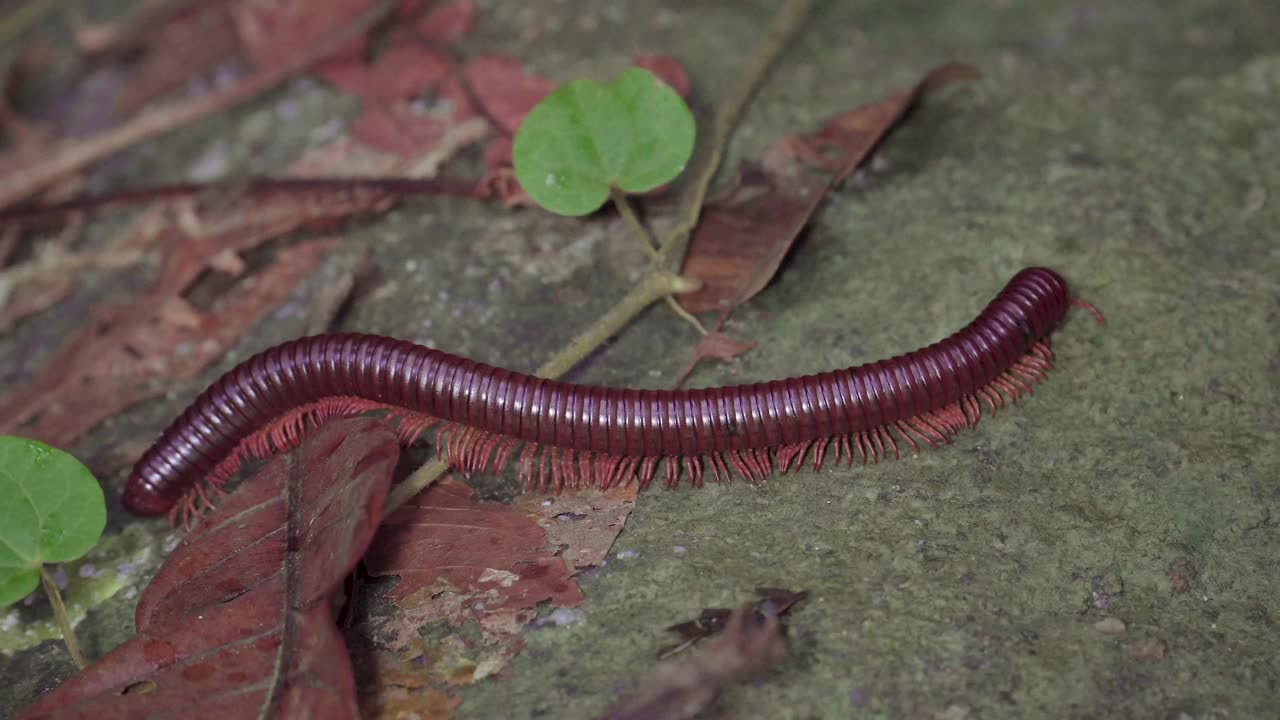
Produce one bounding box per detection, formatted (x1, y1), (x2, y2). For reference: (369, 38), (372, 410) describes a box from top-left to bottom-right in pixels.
(0, 175), (481, 225)
(610, 190), (708, 334)
(39, 567), (86, 669)
(73, 0), (198, 56)
(658, 0), (812, 271)
(0, 0), (398, 209)
(533, 271), (702, 379)
(0, 246), (147, 310)
(664, 294), (707, 335)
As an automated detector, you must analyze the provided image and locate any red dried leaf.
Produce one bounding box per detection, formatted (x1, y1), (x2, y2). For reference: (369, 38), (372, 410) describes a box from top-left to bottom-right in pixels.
(0, 238), (339, 448)
(318, 42), (450, 100)
(347, 89), (475, 158)
(632, 54), (691, 99)
(463, 55), (555, 136)
(112, 2), (243, 116)
(676, 162), (824, 314)
(670, 330), (758, 389)
(235, 0), (375, 73)
(0, 42), (54, 151)
(316, 38), (479, 159)
(415, 0), (476, 43)
(510, 484), (638, 571)
(677, 62), (979, 314)
(18, 418), (399, 720)
(366, 477), (585, 610)
(355, 479), (617, 693)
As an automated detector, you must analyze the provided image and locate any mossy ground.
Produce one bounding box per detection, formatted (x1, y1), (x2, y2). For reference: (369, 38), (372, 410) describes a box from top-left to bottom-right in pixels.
(3, 1), (1278, 718)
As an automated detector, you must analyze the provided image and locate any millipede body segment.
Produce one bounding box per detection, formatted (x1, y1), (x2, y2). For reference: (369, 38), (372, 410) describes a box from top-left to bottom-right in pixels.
(124, 267), (1075, 518)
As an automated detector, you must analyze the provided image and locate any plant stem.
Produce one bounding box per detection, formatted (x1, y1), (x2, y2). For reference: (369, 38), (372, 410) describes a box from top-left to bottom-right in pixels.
(384, 270), (701, 513)
(663, 295), (708, 335)
(611, 191), (706, 336)
(39, 567), (86, 670)
(659, 0), (812, 271)
(610, 188), (659, 258)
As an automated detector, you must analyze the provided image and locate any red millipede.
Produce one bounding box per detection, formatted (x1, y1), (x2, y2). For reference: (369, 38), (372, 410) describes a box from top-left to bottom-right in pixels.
(124, 267), (1093, 519)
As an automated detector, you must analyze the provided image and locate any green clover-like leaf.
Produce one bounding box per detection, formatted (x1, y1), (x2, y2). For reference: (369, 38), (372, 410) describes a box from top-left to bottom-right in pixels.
(513, 67), (696, 216)
(0, 436), (106, 607)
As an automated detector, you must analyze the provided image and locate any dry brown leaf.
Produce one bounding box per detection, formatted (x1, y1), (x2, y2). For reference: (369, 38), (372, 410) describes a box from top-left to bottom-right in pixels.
(669, 330), (758, 390)
(18, 417), (398, 719)
(511, 484), (638, 570)
(234, 0), (375, 73)
(677, 62), (980, 315)
(0, 0), (395, 209)
(0, 239), (338, 447)
(367, 477), (585, 610)
(355, 478), (619, 695)
(111, 1), (244, 117)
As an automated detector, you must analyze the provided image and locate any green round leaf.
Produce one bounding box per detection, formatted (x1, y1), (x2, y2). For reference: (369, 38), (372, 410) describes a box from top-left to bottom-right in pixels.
(0, 437), (106, 607)
(513, 67), (696, 216)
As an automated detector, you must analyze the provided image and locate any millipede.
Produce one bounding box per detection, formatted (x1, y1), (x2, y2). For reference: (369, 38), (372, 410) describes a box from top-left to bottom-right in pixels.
(123, 267), (1101, 521)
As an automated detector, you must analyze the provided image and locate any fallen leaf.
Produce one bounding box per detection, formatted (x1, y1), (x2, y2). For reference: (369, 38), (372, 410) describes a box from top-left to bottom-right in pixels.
(414, 0), (476, 44)
(366, 477), (584, 610)
(669, 330), (757, 389)
(17, 417), (399, 719)
(676, 162), (821, 314)
(0, 0), (396, 209)
(677, 62), (979, 314)
(74, 0), (211, 56)
(463, 55), (556, 137)
(632, 54), (692, 99)
(110, 2), (244, 117)
(0, 238), (341, 448)
(310, 7), (482, 160)
(0, 41), (53, 151)
(353, 478), (592, 694)
(235, 0), (375, 74)
(511, 484), (638, 570)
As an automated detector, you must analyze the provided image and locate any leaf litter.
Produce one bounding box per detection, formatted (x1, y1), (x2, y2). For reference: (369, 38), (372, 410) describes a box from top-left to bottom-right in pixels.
(16, 417), (399, 719)
(347, 477), (635, 714)
(4, 2), (983, 715)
